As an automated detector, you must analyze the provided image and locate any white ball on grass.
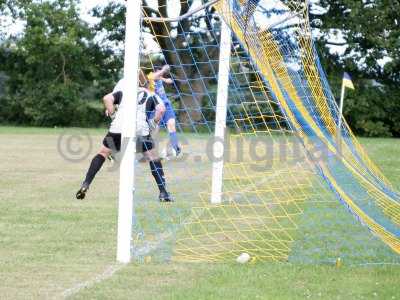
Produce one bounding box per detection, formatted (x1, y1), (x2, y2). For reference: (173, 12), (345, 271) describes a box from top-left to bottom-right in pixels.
(236, 253), (251, 264)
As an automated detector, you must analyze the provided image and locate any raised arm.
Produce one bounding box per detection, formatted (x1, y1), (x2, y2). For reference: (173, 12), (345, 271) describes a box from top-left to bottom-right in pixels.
(161, 77), (174, 85)
(149, 65), (170, 81)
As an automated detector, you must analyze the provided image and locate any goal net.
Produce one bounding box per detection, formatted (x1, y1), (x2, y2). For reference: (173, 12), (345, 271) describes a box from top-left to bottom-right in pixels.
(129, 0), (400, 264)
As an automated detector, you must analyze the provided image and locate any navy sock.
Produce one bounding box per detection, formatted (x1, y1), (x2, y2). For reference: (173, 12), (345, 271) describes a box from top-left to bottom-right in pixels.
(149, 159), (166, 193)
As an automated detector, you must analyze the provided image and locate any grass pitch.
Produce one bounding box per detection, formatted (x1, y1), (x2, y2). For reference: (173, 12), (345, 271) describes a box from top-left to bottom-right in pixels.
(0, 126), (400, 299)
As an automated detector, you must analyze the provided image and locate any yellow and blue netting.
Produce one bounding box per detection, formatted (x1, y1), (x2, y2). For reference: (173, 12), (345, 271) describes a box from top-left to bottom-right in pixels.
(131, 0), (400, 264)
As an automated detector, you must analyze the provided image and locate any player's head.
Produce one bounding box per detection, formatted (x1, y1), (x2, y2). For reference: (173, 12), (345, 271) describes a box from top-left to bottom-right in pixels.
(138, 69), (149, 87)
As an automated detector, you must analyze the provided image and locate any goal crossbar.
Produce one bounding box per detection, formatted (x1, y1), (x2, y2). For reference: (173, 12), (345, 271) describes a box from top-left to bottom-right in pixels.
(142, 0), (220, 23)
(143, 0), (301, 32)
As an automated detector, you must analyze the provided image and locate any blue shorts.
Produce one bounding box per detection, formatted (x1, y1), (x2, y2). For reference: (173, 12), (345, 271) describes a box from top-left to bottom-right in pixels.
(148, 99), (176, 127)
(160, 100), (176, 127)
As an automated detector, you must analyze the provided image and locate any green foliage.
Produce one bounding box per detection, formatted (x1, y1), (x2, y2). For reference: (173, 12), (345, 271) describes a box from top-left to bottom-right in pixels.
(343, 83), (400, 137)
(312, 0), (400, 136)
(92, 2), (126, 44)
(0, 0), (113, 127)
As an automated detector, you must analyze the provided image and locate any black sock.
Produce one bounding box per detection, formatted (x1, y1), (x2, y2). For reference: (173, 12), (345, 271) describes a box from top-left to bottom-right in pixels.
(149, 159), (166, 193)
(83, 154), (106, 187)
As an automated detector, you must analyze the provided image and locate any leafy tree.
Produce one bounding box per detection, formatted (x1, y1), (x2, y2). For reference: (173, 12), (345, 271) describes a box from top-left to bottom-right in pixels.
(0, 0), (115, 126)
(311, 0), (400, 136)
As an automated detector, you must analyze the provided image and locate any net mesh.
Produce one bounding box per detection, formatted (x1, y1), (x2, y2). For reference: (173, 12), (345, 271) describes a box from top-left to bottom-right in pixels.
(131, 0), (400, 264)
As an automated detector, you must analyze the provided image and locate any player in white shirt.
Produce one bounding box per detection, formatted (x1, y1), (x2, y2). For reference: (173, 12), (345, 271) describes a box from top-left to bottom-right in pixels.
(76, 74), (173, 202)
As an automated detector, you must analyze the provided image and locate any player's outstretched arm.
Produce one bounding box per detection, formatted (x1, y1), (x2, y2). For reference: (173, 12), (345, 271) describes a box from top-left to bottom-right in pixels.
(150, 65), (170, 80)
(161, 77), (174, 85)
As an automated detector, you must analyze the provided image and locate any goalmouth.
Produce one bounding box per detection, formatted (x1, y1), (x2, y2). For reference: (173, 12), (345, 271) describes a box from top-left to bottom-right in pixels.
(116, 0), (400, 264)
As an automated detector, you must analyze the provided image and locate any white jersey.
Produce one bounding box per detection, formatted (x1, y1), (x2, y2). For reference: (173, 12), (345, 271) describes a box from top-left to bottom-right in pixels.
(109, 79), (161, 136)
(113, 78), (125, 94)
(108, 79), (125, 133)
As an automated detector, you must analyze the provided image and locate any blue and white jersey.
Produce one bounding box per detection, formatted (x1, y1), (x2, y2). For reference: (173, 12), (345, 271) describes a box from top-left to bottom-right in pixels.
(154, 80), (171, 105)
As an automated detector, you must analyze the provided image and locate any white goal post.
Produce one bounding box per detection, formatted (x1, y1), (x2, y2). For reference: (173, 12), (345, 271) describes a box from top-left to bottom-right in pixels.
(211, 19), (232, 204)
(116, 0), (142, 264)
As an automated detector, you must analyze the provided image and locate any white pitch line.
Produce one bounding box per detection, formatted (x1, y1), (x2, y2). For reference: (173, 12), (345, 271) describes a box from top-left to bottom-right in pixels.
(61, 264), (125, 299)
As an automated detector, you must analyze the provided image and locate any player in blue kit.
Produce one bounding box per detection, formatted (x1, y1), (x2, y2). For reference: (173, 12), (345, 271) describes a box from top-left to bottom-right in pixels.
(147, 65), (181, 158)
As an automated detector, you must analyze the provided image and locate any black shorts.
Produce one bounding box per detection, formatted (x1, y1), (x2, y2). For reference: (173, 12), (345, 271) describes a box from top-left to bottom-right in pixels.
(102, 132), (154, 153)
(137, 135), (154, 153)
(103, 132), (121, 152)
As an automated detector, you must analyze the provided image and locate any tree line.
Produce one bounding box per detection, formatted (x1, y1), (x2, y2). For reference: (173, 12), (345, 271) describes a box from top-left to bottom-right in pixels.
(0, 0), (399, 137)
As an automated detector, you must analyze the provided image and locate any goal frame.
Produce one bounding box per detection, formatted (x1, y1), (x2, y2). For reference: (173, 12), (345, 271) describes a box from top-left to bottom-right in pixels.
(117, 0), (230, 262)
(116, 0), (142, 264)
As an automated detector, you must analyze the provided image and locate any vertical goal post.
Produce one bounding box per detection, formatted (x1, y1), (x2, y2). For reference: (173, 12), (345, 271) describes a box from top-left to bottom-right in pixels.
(116, 0), (142, 264)
(211, 17), (232, 204)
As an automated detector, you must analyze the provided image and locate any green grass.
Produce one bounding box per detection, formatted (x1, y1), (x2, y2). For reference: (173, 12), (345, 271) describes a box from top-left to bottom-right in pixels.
(0, 127), (399, 299)
(73, 263), (400, 300)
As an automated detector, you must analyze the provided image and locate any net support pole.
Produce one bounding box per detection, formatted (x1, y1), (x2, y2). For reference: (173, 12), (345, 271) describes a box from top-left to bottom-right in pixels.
(338, 82), (345, 132)
(211, 19), (232, 204)
(116, 0), (141, 264)
(336, 82), (346, 153)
